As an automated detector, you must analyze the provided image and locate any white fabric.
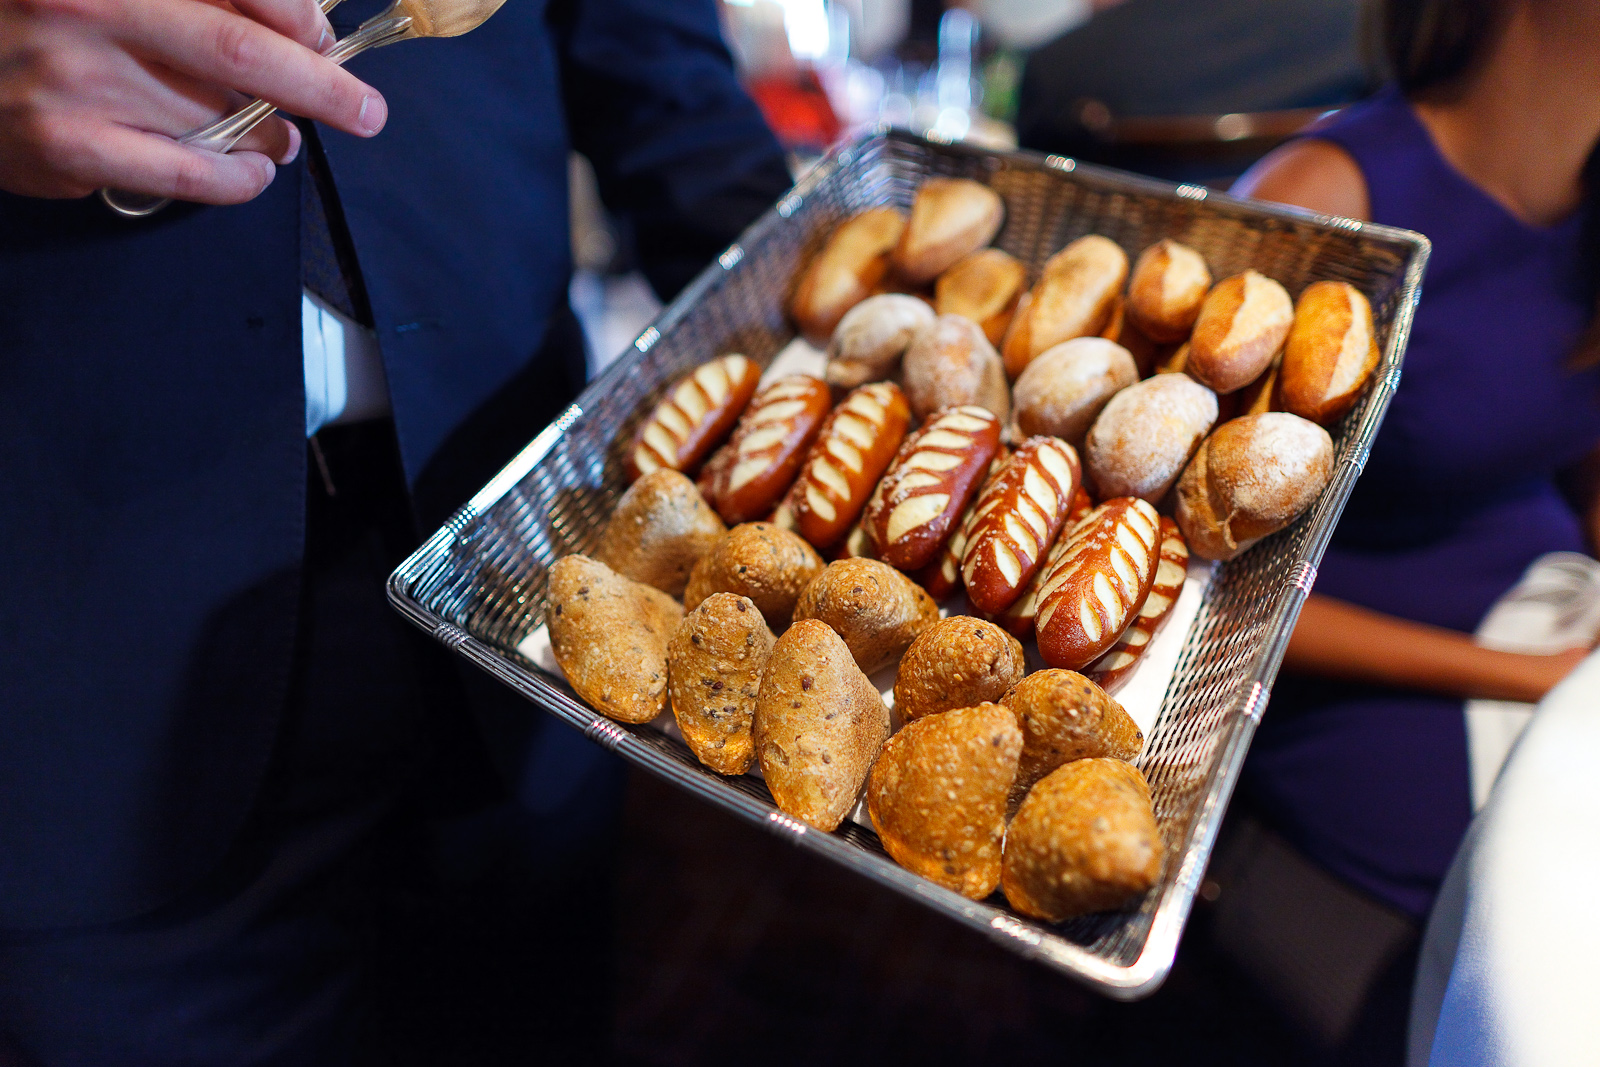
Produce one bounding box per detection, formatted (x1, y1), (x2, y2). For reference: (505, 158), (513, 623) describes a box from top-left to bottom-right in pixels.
(1463, 552), (1600, 810)
(301, 289), (391, 437)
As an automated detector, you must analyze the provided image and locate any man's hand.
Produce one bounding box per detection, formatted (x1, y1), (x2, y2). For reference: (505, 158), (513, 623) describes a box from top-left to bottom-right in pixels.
(0, 0), (387, 203)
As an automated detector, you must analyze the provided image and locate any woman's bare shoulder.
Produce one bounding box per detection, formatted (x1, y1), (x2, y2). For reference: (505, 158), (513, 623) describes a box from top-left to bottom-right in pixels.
(1231, 139), (1370, 222)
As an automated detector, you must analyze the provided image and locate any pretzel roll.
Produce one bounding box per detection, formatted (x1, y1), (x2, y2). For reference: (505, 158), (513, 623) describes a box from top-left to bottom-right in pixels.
(1278, 280), (1381, 425)
(910, 444), (1009, 599)
(892, 178), (1005, 285)
(789, 382), (912, 550)
(706, 375), (831, 525)
(791, 207), (907, 340)
(1085, 517), (1189, 692)
(1186, 270), (1294, 394)
(1012, 337), (1139, 446)
(902, 313), (1011, 422)
(935, 248), (1027, 344)
(1126, 239), (1212, 343)
(826, 293), (936, 389)
(1002, 235), (1129, 378)
(625, 354), (761, 481)
(1033, 498), (1161, 670)
(1084, 373), (1218, 504)
(960, 437), (1081, 615)
(865, 406), (1002, 572)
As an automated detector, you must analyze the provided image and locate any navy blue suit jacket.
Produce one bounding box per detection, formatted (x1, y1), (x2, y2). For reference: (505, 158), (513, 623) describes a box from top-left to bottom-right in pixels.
(0, 0), (785, 929)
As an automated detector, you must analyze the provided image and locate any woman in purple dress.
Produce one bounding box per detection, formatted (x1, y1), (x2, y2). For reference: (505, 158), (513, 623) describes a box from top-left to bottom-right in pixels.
(1233, 0), (1600, 922)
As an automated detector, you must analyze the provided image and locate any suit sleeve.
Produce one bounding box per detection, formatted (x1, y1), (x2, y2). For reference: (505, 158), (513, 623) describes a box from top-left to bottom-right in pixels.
(551, 0), (792, 301)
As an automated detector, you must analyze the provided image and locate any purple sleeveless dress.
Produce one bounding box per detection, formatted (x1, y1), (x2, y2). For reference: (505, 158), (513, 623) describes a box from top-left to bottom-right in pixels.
(1243, 88), (1600, 919)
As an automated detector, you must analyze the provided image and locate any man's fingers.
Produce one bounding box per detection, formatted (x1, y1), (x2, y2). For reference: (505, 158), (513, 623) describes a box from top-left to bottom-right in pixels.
(71, 118), (278, 204)
(111, 0), (385, 138)
(227, 0), (335, 53)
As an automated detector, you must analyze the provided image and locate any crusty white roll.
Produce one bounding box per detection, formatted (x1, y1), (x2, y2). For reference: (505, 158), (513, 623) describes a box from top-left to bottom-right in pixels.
(1125, 239), (1212, 343)
(1001, 235), (1129, 378)
(1084, 373), (1218, 504)
(825, 293), (936, 389)
(1011, 337), (1139, 446)
(1186, 270), (1294, 394)
(935, 248), (1027, 345)
(1278, 280), (1381, 426)
(902, 313), (1011, 422)
(1175, 412), (1335, 560)
(791, 207), (907, 340)
(892, 178), (1005, 285)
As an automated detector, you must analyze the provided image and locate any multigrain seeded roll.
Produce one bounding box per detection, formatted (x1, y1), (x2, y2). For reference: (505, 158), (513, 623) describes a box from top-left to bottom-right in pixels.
(684, 523), (826, 629)
(893, 617), (1027, 722)
(792, 558), (940, 674)
(593, 468), (726, 598)
(547, 555), (684, 724)
(1000, 669), (1144, 805)
(667, 593), (775, 775)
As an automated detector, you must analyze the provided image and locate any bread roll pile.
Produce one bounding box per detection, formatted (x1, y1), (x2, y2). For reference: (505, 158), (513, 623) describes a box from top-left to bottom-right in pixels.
(543, 178), (1381, 923)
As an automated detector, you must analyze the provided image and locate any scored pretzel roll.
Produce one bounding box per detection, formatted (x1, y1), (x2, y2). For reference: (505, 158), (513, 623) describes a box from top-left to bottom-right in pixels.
(902, 313), (1011, 422)
(625, 354), (761, 482)
(1086, 517), (1189, 692)
(1125, 239), (1212, 343)
(1278, 280), (1381, 425)
(1186, 270), (1294, 394)
(988, 484), (1090, 639)
(1084, 373), (1218, 504)
(1175, 412), (1335, 561)
(1011, 337), (1139, 446)
(1002, 235), (1129, 379)
(791, 207), (908, 340)
(789, 382), (912, 550)
(910, 444), (1010, 599)
(960, 437), (1081, 615)
(706, 375), (832, 525)
(865, 406), (1002, 572)
(935, 248), (1027, 345)
(826, 293), (936, 389)
(892, 178), (1005, 285)
(1033, 498), (1161, 670)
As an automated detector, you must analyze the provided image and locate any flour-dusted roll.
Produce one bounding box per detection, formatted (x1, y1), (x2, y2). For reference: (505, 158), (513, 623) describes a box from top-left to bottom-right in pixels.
(1084, 373), (1218, 504)
(1011, 337), (1140, 446)
(935, 247), (1027, 345)
(1186, 270), (1294, 394)
(825, 293), (937, 389)
(593, 468), (727, 598)
(1175, 412), (1335, 561)
(960, 436), (1081, 615)
(1002, 235), (1129, 378)
(892, 178), (1005, 285)
(902, 313), (1011, 422)
(788, 382), (911, 550)
(1085, 517), (1189, 692)
(791, 207), (908, 340)
(625, 354), (761, 482)
(1033, 498), (1161, 670)
(1278, 280), (1381, 425)
(864, 405), (1002, 571)
(1125, 239), (1212, 343)
(704, 374), (831, 525)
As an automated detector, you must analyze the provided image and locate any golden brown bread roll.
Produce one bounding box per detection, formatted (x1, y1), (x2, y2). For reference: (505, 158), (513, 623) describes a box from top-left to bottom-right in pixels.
(792, 558), (940, 674)
(684, 522), (826, 629)
(892, 178), (1005, 285)
(1011, 337), (1140, 446)
(791, 207), (907, 340)
(1278, 280), (1380, 425)
(825, 293), (936, 389)
(755, 619), (892, 831)
(592, 468), (726, 598)
(1174, 412), (1335, 560)
(935, 247), (1027, 344)
(547, 555), (684, 724)
(667, 593), (776, 775)
(1083, 373), (1218, 504)
(1002, 235), (1129, 378)
(1186, 270), (1294, 394)
(866, 703), (1022, 899)
(1125, 239), (1212, 343)
(902, 313), (1011, 421)
(1001, 758), (1162, 922)
(893, 616), (1027, 722)
(1002, 669), (1144, 805)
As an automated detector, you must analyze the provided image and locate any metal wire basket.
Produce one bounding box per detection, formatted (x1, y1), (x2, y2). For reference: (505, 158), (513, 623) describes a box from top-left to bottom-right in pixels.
(388, 128), (1429, 998)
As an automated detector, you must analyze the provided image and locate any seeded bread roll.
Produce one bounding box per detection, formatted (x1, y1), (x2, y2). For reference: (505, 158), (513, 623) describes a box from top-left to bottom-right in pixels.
(1084, 373), (1218, 504)
(667, 593), (776, 775)
(791, 207), (907, 340)
(826, 293), (937, 389)
(684, 523), (826, 629)
(1175, 412), (1335, 560)
(893, 616), (1027, 722)
(892, 178), (1005, 285)
(592, 468), (727, 598)
(1011, 337), (1139, 447)
(935, 248), (1027, 345)
(792, 558), (940, 674)
(1002, 235), (1129, 378)
(902, 313), (1011, 421)
(1001, 669), (1144, 806)
(547, 555), (684, 724)
(1126, 239), (1212, 343)
(1186, 270), (1294, 394)
(1278, 280), (1381, 425)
